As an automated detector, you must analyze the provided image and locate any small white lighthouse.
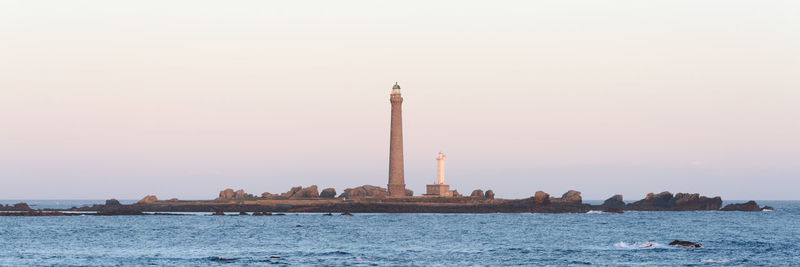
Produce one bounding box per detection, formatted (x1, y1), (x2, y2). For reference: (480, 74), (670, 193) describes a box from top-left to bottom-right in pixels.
(425, 152), (453, 197)
(435, 152), (446, 184)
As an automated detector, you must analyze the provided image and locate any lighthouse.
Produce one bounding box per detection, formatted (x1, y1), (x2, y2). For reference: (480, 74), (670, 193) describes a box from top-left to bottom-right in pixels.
(435, 152), (446, 184)
(387, 82), (407, 197)
(425, 152), (453, 197)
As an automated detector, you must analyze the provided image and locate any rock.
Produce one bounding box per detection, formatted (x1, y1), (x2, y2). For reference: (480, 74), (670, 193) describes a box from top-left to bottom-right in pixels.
(219, 189), (235, 200)
(137, 195), (158, 204)
(212, 211), (225, 216)
(471, 189), (484, 198)
(340, 185), (388, 199)
(674, 193), (698, 206)
(341, 211), (353, 216)
(14, 203), (31, 210)
(626, 192), (722, 211)
(761, 206), (774, 211)
(234, 189), (247, 199)
(261, 192), (277, 198)
(602, 195), (625, 209)
(533, 191), (550, 204)
(323, 212), (333, 216)
(239, 211), (249, 216)
(253, 212), (264, 216)
(560, 190), (582, 203)
(105, 199), (121, 206)
(649, 191), (674, 206)
(97, 205), (144, 215)
(281, 186), (303, 198)
(290, 185), (319, 199)
(452, 190), (461, 197)
(669, 240), (703, 248)
(168, 198), (179, 202)
(320, 188), (337, 198)
(485, 190), (495, 199)
(405, 189), (414, 196)
(0, 203), (32, 211)
(721, 201), (761, 212)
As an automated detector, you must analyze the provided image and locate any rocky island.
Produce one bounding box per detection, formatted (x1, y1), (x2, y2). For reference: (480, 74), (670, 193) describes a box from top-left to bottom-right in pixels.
(2, 185), (773, 216)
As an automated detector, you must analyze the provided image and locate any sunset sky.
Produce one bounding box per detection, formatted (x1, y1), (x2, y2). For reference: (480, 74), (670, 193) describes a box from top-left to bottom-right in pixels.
(1, 1), (798, 200)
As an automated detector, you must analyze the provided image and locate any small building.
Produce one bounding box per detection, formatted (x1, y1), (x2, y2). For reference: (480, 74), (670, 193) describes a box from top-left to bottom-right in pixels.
(425, 152), (453, 197)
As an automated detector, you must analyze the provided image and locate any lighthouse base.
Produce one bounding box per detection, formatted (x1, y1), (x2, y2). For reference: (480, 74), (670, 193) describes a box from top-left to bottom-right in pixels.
(424, 184), (452, 197)
(388, 184), (408, 197)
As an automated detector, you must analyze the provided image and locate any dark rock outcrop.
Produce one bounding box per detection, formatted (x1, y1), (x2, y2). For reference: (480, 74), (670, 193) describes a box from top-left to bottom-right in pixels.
(320, 188), (337, 198)
(533, 191), (550, 204)
(289, 185), (319, 199)
(720, 201), (761, 212)
(405, 189), (414, 197)
(137, 195), (158, 204)
(602, 195), (625, 209)
(0, 203), (32, 211)
(626, 192), (721, 211)
(669, 240), (703, 248)
(485, 190), (495, 199)
(470, 189), (484, 198)
(105, 199), (122, 206)
(0, 211), (63, 216)
(261, 192), (277, 198)
(98, 204), (143, 215)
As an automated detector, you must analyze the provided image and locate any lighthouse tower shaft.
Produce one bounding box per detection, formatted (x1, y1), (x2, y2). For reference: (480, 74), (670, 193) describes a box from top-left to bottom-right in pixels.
(388, 83), (406, 197)
(435, 152), (446, 184)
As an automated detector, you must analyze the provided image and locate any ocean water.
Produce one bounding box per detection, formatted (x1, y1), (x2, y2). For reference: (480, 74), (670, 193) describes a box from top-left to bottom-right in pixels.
(1, 201), (798, 266)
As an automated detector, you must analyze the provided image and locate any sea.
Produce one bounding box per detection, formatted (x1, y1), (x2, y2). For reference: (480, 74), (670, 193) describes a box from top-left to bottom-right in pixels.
(0, 200), (798, 266)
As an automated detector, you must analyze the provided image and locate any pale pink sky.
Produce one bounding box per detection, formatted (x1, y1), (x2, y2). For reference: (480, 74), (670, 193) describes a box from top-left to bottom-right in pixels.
(1, 1), (798, 200)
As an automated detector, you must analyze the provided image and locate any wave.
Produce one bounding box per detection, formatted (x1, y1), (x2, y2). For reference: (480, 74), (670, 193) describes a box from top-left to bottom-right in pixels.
(614, 241), (663, 249)
(206, 256), (237, 262)
(702, 259), (729, 264)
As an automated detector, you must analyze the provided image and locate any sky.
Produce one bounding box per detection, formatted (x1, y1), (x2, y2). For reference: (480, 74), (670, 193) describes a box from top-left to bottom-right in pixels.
(1, 1), (798, 200)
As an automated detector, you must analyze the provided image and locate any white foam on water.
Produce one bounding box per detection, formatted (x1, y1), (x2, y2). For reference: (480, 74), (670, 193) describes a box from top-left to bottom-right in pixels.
(614, 242), (663, 249)
(614, 241), (663, 249)
(701, 259), (729, 264)
(586, 210), (604, 214)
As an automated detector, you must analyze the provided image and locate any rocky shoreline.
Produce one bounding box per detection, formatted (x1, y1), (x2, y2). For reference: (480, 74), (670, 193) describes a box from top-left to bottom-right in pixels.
(1, 186), (774, 216)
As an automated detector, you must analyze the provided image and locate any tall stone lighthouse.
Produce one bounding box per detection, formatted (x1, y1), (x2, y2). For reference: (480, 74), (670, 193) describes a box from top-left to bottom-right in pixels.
(388, 82), (407, 197)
